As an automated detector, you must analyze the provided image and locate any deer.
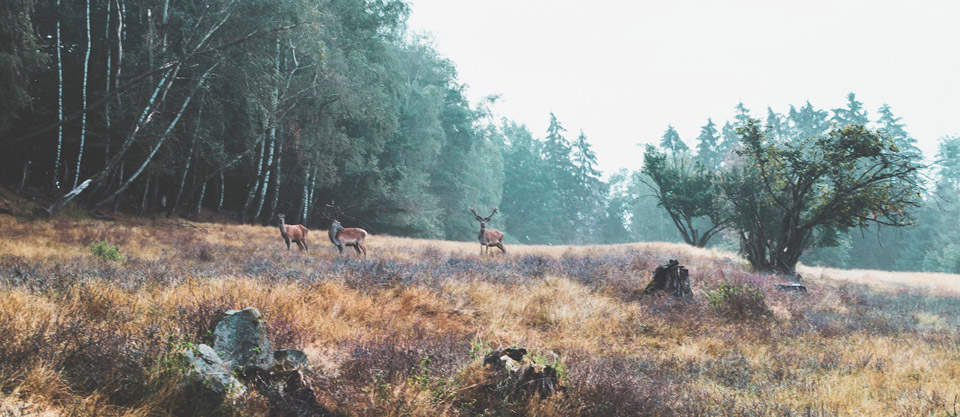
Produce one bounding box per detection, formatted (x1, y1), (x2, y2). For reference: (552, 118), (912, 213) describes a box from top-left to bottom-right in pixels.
(277, 214), (309, 251)
(471, 206), (505, 255)
(324, 203), (368, 257)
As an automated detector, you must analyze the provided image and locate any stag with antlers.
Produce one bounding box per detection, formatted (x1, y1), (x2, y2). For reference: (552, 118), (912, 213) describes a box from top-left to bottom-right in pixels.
(471, 206), (505, 255)
(324, 203), (368, 257)
(277, 214), (309, 251)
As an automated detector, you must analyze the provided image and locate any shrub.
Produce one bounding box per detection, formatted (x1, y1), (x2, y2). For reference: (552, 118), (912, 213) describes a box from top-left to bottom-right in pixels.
(89, 240), (126, 262)
(703, 280), (770, 320)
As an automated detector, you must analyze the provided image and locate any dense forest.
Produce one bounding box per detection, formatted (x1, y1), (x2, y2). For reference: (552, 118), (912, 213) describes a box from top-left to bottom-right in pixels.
(1, 0), (958, 274)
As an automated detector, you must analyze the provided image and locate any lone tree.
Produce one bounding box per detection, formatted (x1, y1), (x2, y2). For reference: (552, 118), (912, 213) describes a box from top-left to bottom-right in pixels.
(722, 120), (923, 274)
(641, 145), (727, 247)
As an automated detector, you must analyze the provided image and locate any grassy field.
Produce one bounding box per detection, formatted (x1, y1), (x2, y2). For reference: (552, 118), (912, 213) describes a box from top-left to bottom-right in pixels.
(1, 211), (959, 416)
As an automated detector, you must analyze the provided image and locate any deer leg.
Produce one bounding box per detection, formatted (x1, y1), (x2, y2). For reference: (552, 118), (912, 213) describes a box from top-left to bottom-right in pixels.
(497, 242), (505, 254)
(353, 244), (362, 256)
(337, 244), (344, 257)
(296, 240), (305, 251)
(358, 243), (367, 257)
(285, 238), (291, 250)
(302, 239), (308, 251)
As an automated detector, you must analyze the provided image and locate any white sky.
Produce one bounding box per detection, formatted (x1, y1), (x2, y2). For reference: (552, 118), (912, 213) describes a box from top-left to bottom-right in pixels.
(405, 0), (960, 176)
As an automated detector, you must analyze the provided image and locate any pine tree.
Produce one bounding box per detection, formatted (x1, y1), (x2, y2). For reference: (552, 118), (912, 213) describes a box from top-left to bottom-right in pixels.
(718, 121), (739, 159)
(659, 125), (688, 153)
(764, 107), (786, 142)
(788, 101), (830, 141)
(831, 92), (869, 127)
(876, 104), (920, 156)
(694, 118), (720, 169)
(572, 130), (605, 243)
(541, 112), (577, 229)
(733, 101), (751, 127)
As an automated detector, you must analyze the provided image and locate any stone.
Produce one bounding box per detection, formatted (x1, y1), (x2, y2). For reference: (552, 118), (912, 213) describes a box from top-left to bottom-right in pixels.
(273, 349), (308, 372)
(776, 283), (808, 294)
(213, 307), (275, 372)
(183, 344), (247, 397)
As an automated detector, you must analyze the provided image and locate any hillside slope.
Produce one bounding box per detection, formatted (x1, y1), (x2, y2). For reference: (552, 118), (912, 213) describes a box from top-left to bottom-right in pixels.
(1, 214), (959, 416)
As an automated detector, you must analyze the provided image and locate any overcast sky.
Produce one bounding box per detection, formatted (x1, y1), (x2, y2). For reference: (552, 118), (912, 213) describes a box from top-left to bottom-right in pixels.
(405, 0), (960, 176)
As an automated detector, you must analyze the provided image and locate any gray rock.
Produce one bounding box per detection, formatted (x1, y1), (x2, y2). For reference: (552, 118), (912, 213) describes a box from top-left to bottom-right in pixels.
(213, 307), (275, 371)
(183, 344), (247, 396)
(776, 283), (808, 294)
(273, 349), (308, 372)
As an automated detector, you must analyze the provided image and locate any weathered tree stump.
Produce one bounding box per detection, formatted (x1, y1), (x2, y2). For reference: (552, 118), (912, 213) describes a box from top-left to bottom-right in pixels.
(643, 259), (693, 298)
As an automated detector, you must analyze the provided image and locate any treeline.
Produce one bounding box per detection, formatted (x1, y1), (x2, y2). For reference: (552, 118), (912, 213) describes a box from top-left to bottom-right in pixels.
(2, 1), (958, 273)
(0, 0), (618, 244)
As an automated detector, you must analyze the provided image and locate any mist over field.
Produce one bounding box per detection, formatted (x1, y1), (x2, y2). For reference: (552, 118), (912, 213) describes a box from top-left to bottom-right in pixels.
(1, 0), (960, 415)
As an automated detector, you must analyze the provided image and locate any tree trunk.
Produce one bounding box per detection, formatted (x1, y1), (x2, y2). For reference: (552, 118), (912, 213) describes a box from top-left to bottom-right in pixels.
(643, 259), (693, 298)
(266, 138), (283, 222)
(253, 133), (274, 222)
(104, 0), (112, 163)
(240, 135), (266, 221)
(195, 180), (206, 215)
(19, 161), (31, 193)
(299, 160), (311, 223)
(55, 0), (63, 190)
(94, 63), (214, 209)
(170, 101), (203, 215)
(75, 0), (92, 188)
(139, 174), (151, 215)
(217, 171), (224, 212)
(252, 36), (282, 223)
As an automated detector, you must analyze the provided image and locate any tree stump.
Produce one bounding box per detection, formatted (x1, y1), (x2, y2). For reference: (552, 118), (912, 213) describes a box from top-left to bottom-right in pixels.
(643, 259), (693, 298)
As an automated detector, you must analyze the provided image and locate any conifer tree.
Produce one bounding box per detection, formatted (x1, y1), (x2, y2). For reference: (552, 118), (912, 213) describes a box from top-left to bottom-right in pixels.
(659, 125), (688, 153)
(694, 118), (720, 169)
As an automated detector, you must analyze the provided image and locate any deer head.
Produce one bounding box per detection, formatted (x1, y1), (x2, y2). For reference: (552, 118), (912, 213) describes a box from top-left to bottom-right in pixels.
(470, 206), (499, 227)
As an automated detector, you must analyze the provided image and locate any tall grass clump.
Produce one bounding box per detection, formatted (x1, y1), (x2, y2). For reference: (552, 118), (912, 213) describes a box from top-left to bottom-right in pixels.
(703, 279), (770, 320)
(88, 240), (126, 262)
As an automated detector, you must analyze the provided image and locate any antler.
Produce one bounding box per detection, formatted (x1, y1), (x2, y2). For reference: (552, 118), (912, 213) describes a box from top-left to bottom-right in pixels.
(469, 206), (483, 221)
(323, 201), (348, 221)
(483, 206), (498, 222)
(323, 201), (338, 221)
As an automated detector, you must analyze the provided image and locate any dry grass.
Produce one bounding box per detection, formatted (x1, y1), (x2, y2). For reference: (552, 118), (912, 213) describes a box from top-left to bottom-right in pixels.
(1, 212), (959, 416)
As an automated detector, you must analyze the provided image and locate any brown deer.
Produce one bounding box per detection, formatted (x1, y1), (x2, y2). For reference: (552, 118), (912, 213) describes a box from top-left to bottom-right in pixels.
(277, 214), (309, 251)
(324, 203), (368, 257)
(471, 206), (505, 255)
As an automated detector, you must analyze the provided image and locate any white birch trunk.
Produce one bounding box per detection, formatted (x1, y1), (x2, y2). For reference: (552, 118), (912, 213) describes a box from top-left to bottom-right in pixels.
(75, 0), (92, 188)
(104, 0), (112, 162)
(195, 181), (206, 215)
(103, 64), (214, 203)
(171, 102), (203, 214)
(55, 0), (63, 190)
(252, 36), (282, 222)
(267, 139), (283, 220)
(240, 132), (266, 220)
(300, 161), (311, 223)
(253, 134), (274, 220)
(218, 172), (224, 212)
(116, 0), (124, 93)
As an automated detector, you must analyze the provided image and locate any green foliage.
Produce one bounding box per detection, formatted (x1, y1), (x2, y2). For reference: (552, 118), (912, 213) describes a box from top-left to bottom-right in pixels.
(89, 240), (126, 262)
(703, 280), (770, 320)
(530, 352), (568, 381)
(728, 121), (922, 273)
(642, 145), (726, 247)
